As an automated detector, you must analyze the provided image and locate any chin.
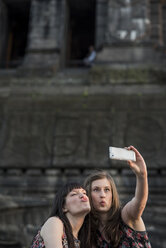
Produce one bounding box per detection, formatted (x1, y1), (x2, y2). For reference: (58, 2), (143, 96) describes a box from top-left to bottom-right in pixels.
(87, 206), (91, 213)
(97, 207), (109, 213)
(84, 206), (91, 213)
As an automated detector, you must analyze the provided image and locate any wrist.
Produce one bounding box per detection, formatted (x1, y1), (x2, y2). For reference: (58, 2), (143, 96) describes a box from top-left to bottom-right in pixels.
(136, 171), (148, 180)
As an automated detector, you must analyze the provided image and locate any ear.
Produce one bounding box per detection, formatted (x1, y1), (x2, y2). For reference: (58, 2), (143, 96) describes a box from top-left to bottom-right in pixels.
(63, 203), (68, 213)
(63, 207), (68, 213)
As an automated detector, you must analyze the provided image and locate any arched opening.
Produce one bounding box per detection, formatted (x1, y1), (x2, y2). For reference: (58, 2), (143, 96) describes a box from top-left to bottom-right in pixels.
(65, 0), (96, 67)
(162, 1), (166, 46)
(0, 0), (30, 68)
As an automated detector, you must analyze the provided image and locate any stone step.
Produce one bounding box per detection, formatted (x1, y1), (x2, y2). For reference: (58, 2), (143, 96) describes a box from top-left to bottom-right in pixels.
(0, 240), (21, 248)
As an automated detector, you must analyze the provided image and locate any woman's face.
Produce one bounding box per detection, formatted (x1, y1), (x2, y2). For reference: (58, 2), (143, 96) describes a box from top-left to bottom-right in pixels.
(63, 188), (91, 216)
(91, 178), (112, 213)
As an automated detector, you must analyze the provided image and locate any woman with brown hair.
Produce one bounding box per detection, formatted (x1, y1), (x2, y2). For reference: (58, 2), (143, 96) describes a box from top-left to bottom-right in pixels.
(84, 146), (151, 248)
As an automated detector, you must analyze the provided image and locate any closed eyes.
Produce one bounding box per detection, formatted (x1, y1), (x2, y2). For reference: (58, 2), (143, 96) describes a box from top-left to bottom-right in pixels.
(70, 191), (87, 196)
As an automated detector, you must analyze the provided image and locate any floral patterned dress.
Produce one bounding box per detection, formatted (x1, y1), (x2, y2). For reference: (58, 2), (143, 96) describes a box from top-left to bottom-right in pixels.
(30, 229), (80, 248)
(96, 221), (151, 248)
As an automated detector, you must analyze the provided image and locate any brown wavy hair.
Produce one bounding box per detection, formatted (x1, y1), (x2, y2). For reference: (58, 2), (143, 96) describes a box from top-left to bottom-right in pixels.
(84, 170), (122, 247)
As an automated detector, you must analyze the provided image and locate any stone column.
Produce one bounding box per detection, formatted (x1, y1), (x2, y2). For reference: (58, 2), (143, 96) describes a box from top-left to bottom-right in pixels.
(163, 2), (166, 45)
(23, 0), (64, 69)
(106, 0), (150, 44)
(0, 0), (8, 68)
(95, 0), (108, 50)
(150, 0), (166, 46)
(96, 0), (159, 63)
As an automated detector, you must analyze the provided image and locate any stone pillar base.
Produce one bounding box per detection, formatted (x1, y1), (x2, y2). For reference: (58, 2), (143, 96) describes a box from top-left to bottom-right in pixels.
(96, 45), (162, 64)
(23, 51), (59, 67)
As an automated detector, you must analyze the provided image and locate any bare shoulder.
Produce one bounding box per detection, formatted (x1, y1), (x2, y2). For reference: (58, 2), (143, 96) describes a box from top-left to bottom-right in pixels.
(41, 217), (64, 236)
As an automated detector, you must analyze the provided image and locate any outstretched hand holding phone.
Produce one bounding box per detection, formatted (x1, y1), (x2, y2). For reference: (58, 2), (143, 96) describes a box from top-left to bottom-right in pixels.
(127, 145), (147, 178)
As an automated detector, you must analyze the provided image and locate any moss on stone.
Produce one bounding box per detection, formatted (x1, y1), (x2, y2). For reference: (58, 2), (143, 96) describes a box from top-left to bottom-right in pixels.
(89, 65), (166, 84)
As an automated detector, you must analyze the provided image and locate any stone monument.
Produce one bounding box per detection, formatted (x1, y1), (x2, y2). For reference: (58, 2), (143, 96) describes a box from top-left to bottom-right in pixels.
(0, 0), (166, 247)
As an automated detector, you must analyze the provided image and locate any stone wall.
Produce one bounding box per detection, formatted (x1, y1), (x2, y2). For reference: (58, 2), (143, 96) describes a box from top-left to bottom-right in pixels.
(0, 66), (166, 247)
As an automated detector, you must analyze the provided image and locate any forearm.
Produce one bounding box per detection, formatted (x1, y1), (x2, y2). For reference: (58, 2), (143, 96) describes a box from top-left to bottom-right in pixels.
(132, 173), (148, 218)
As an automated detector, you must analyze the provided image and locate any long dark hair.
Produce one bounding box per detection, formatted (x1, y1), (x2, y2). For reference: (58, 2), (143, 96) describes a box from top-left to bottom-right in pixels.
(84, 170), (122, 248)
(49, 182), (91, 248)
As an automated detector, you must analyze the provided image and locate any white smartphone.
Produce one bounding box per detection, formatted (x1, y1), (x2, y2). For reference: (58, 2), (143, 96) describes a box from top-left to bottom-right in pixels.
(109, 146), (136, 161)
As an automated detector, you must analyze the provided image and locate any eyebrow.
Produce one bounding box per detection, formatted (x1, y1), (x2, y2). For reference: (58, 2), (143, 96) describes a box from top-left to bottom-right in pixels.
(71, 189), (86, 192)
(92, 185), (111, 188)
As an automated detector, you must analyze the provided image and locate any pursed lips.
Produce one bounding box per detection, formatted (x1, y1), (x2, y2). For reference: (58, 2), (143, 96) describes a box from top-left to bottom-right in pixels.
(81, 196), (88, 202)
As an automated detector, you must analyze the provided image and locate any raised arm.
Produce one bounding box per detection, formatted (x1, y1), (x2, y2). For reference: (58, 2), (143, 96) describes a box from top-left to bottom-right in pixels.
(121, 146), (148, 231)
(40, 217), (64, 248)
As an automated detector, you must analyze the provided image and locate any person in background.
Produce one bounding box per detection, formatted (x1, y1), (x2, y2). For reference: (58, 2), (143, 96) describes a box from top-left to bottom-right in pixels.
(30, 182), (91, 248)
(83, 45), (96, 67)
(84, 146), (151, 248)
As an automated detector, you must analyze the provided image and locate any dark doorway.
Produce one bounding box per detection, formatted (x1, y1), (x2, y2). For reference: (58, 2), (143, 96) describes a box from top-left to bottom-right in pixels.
(66, 0), (96, 67)
(1, 0), (30, 68)
(162, 2), (166, 46)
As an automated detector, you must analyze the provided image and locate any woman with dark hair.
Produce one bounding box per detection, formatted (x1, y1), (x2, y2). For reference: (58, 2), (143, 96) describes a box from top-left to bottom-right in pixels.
(30, 183), (91, 248)
(84, 146), (151, 248)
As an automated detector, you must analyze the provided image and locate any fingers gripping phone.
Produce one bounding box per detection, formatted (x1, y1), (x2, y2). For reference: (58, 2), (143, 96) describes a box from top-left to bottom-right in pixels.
(109, 147), (136, 162)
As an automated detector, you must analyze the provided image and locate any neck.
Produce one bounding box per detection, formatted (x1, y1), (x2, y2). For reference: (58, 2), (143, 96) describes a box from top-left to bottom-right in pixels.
(98, 212), (110, 242)
(98, 212), (109, 229)
(66, 213), (85, 239)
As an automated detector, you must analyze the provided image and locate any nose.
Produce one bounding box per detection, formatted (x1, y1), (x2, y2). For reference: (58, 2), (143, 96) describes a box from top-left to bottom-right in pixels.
(79, 193), (85, 198)
(99, 190), (106, 198)
(79, 193), (88, 200)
